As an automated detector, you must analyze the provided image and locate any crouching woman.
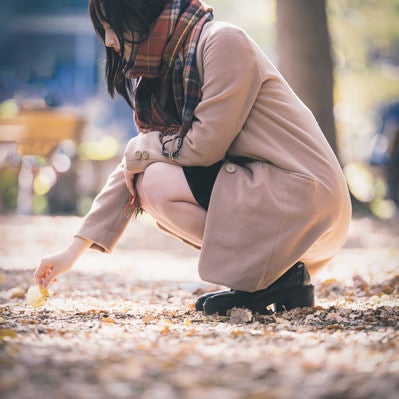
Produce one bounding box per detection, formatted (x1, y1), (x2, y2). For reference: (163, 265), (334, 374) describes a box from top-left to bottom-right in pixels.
(35, 0), (351, 315)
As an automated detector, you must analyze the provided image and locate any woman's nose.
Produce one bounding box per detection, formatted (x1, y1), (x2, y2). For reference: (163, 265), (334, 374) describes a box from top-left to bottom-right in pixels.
(105, 29), (120, 52)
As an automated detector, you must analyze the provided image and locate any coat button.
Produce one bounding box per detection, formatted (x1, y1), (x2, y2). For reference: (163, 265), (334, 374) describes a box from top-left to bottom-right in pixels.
(142, 150), (149, 160)
(225, 163), (236, 173)
(135, 150), (142, 160)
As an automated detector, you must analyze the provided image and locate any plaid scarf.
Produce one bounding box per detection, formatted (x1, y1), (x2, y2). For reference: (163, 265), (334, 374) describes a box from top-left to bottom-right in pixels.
(125, 0), (213, 159)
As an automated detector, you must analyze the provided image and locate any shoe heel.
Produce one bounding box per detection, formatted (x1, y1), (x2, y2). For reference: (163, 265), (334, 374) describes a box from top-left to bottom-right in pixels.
(274, 285), (315, 312)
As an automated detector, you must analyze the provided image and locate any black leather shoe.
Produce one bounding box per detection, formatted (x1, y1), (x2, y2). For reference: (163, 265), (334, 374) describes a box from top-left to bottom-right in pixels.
(195, 262), (311, 312)
(202, 262), (314, 316)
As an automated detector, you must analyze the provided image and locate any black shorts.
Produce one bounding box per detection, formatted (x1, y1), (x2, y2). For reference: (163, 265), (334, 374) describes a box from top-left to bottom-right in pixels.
(183, 161), (223, 210)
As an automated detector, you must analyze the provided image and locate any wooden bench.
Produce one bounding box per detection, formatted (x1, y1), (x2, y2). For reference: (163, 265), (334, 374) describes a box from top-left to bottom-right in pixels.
(0, 109), (85, 156)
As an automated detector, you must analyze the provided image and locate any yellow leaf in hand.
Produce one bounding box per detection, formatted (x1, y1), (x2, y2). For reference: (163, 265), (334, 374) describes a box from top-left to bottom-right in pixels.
(26, 285), (49, 308)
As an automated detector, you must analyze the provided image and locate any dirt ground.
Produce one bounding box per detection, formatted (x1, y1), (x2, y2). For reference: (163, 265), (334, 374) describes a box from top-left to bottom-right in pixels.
(0, 211), (399, 399)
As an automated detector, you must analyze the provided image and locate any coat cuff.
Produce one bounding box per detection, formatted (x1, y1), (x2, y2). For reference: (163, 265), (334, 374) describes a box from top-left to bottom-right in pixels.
(124, 132), (165, 174)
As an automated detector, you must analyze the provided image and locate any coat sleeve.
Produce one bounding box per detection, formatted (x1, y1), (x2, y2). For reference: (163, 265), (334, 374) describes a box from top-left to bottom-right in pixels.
(125, 25), (264, 174)
(74, 161), (133, 253)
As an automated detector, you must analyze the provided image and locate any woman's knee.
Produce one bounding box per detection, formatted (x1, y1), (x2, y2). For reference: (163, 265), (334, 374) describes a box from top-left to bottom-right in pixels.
(136, 162), (188, 209)
(136, 162), (197, 213)
(135, 163), (169, 211)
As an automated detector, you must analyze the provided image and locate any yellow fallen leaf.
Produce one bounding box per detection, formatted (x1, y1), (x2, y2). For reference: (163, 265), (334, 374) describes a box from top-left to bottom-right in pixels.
(102, 317), (115, 324)
(230, 329), (244, 338)
(322, 278), (339, 286)
(302, 361), (319, 371)
(142, 314), (155, 324)
(381, 285), (394, 295)
(160, 325), (170, 335)
(0, 329), (17, 340)
(20, 319), (38, 325)
(10, 286), (26, 299)
(263, 327), (275, 336)
(26, 285), (49, 308)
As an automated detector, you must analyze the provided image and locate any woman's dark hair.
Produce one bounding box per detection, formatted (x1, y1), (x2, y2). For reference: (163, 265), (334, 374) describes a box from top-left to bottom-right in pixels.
(89, 0), (168, 107)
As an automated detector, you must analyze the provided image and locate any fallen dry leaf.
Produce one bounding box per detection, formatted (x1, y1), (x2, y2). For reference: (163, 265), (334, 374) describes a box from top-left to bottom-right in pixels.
(0, 328), (17, 340)
(10, 286), (26, 299)
(229, 307), (253, 324)
(101, 317), (115, 324)
(0, 214), (398, 399)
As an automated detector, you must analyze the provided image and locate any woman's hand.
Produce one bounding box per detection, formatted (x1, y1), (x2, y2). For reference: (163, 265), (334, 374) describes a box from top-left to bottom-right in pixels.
(34, 237), (92, 288)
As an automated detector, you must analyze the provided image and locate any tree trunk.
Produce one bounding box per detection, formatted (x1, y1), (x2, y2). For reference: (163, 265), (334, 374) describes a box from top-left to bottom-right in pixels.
(276, 0), (338, 155)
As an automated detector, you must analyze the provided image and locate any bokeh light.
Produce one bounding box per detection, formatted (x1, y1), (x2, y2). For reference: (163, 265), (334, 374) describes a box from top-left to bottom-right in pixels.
(51, 153), (71, 173)
(370, 198), (397, 220)
(33, 167), (56, 196)
(343, 162), (375, 202)
(0, 99), (18, 118)
(78, 136), (119, 161)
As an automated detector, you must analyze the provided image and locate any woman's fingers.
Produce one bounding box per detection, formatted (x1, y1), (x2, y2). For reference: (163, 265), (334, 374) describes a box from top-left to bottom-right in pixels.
(41, 273), (54, 289)
(34, 261), (54, 288)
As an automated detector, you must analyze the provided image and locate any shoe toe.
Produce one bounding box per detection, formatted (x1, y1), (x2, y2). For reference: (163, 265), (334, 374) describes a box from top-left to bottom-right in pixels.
(194, 289), (231, 312)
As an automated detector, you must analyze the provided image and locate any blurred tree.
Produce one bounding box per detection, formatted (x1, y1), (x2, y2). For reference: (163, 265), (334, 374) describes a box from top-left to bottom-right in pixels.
(276, 0), (337, 155)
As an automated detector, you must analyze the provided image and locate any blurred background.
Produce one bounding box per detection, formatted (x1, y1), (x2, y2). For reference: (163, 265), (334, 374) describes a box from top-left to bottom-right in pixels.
(0, 0), (398, 219)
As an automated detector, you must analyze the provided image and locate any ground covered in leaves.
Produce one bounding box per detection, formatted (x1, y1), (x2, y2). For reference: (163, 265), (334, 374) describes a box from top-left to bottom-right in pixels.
(1, 213), (399, 399)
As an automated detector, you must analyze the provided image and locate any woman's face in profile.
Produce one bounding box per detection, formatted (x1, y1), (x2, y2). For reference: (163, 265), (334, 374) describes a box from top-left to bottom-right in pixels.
(103, 22), (134, 62)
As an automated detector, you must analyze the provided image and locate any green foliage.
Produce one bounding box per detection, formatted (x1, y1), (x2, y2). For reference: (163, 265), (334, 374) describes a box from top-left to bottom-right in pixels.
(0, 168), (19, 212)
(327, 0), (399, 161)
(328, 1), (399, 107)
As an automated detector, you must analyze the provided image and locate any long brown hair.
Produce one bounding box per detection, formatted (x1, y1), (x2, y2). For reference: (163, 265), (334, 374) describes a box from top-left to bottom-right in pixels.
(89, 0), (168, 107)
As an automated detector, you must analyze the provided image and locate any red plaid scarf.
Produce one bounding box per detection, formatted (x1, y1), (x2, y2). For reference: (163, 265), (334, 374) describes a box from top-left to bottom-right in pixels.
(125, 0), (213, 159)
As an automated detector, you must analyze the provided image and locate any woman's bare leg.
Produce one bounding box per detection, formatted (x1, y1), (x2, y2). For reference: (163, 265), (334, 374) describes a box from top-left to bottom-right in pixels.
(135, 162), (207, 247)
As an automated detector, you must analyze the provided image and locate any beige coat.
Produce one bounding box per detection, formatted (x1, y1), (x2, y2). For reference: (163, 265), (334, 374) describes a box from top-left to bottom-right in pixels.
(76, 21), (352, 292)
